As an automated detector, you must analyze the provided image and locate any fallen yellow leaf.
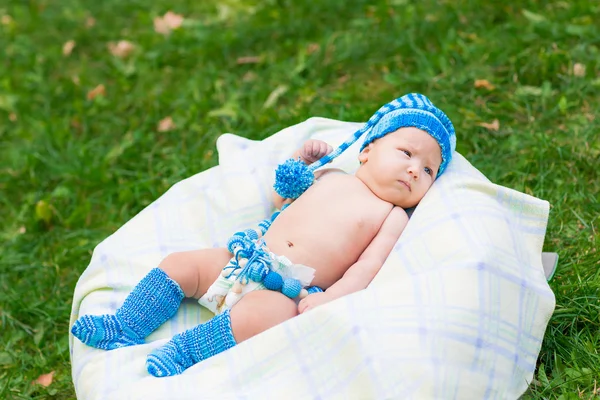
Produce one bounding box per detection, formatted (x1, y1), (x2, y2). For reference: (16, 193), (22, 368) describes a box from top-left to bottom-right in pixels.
(1, 15), (12, 25)
(62, 40), (76, 56)
(108, 40), (135, 58)
(474, 79), (495, 90)
(242, 71), (257, 82)
(9, 112), (17, 122)
(153, 16), (169, 35)
(87, 84), (106, 100)
(154, 11), (184, 35)
(163, 11), (184, 29)
(33, 371), (54, 387)
(236, 56), (262, 64)
(157, 116), (175, 132)
(478, 119), (500, 131)
(85, 16), (96, 28)
(572, 63), (586, 77)
(306, 43), (320, 54)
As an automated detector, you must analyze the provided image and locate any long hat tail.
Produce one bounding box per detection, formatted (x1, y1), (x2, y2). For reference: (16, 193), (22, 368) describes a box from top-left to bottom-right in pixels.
(273, 98), (405, 199)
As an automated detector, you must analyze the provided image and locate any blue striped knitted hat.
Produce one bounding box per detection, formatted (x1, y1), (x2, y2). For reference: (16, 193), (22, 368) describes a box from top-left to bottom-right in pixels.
(359, 93), (456, 174)
(274, 93), (456, 199)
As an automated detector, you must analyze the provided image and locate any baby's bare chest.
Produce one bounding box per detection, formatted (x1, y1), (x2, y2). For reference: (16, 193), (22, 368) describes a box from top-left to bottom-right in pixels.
(268, 175), (392, 251)
(311, 173), (390, 212)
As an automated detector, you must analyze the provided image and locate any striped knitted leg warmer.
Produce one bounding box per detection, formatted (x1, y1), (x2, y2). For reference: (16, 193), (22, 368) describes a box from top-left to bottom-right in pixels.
(146, 309), (237, 377)
(71, 268), (184, 350)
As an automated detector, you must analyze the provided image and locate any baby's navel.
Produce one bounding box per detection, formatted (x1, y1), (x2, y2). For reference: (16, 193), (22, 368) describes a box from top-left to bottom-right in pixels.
(287, 241), (294, 248)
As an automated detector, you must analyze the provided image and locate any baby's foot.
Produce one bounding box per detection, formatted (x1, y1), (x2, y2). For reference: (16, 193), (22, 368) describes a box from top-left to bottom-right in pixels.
(146, 335), (193, 377)
(146, 311), (237, 377)
(71, 314), (144, 350)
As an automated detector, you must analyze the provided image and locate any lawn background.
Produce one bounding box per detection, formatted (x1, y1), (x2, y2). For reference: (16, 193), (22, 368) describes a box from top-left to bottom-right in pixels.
(1, 0), (599, 398)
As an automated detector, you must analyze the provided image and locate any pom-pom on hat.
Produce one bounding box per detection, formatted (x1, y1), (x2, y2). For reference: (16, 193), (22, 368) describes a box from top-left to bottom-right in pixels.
(274, 93), (456, 200)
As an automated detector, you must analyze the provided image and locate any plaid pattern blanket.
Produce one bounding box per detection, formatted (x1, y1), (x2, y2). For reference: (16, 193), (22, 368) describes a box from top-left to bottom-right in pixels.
(70, 117), (555, 399)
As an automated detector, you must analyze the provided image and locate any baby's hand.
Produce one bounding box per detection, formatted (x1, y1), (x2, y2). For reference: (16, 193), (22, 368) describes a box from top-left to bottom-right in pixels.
(298, 292), (334, 314)
(299, 139), (333, 164)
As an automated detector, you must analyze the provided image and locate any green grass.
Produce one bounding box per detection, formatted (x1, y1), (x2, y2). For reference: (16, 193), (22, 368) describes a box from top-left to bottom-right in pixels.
(1, 0), (599, 398)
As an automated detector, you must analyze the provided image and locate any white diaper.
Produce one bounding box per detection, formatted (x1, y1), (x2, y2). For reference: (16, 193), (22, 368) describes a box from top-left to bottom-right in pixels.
(199, 249), (316, 315)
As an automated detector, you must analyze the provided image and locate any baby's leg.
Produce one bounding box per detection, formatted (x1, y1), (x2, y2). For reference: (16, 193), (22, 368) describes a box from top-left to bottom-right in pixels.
(71, 248), (231, 350)
(229, 290), (299, 342)
(159, 248), (232, 298)
(146, 291), (297, 377)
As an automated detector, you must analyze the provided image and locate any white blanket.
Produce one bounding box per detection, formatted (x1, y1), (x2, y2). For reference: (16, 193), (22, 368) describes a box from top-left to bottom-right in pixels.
(70, 117), (555, 399)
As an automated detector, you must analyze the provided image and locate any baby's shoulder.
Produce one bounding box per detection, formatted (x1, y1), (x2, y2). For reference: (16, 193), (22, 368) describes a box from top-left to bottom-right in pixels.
(314, 168), (347, 181)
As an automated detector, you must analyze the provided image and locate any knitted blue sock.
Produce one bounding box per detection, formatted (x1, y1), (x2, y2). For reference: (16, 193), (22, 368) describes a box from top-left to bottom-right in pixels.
(146, 309), (237, 377)
(71, 268), (184, 350)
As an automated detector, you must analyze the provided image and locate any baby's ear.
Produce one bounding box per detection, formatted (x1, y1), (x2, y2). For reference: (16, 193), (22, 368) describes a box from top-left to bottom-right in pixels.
(358, 145), (371, 163)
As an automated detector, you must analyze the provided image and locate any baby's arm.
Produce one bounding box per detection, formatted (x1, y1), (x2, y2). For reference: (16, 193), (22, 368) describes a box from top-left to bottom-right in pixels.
(298, 206), (409, 313)
(272, 139), (333, 209)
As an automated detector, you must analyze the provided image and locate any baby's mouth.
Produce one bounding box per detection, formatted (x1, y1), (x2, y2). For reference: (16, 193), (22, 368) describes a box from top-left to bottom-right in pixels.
(398, 180), (411, 192)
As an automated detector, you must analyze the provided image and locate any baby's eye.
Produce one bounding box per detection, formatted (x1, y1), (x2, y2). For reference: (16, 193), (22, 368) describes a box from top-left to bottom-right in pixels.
(400, 149), (411, 157)
(424, 167), (432, 175)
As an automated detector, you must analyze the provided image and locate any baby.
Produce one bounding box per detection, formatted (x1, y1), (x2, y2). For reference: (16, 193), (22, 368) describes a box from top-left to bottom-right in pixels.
(71, 93), (456, 377)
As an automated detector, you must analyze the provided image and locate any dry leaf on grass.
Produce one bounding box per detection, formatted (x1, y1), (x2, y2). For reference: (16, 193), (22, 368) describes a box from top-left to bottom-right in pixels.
(474, 79), (495, 90)
(153, 18), (169, 35)
(242, 71), (257, 82)
(108, 40), (135, 58)
(33, 371), (54, 387)
(163, 11), (184, 29)
(572, 63), (586, 77)
(86, 16), (96, 28)
(71, 118), (82, 130)
(263, 85), (288, 109)
(87, 84), (105, 100)
(1, 15), (13, 25)
(9, 113), (17, 122)
(474, 97), (487, 107)
(307, 43), (320, 54)
(157, 116), (175, 132)
(154, 11), (184, 35)
(236, 56), (262, 64)
(478, 119), (500, 131)
(62, 40), (76, 56)
(203, 149), (214, 161)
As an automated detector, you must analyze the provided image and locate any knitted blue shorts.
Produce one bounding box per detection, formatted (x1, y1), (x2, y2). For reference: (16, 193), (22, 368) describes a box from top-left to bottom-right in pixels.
(198, 239), (316, 315)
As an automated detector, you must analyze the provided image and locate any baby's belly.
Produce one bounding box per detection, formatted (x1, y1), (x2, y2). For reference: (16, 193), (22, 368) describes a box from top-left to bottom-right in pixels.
(265, 228), (369, 288)
(263, 177), (393, 289)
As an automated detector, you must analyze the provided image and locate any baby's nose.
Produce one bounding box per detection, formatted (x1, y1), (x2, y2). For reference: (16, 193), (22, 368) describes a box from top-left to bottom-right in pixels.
(408, 165), (419, 179)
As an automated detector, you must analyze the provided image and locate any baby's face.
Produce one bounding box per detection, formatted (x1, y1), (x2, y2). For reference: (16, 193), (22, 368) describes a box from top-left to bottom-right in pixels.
(356, 127), (442, 208)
